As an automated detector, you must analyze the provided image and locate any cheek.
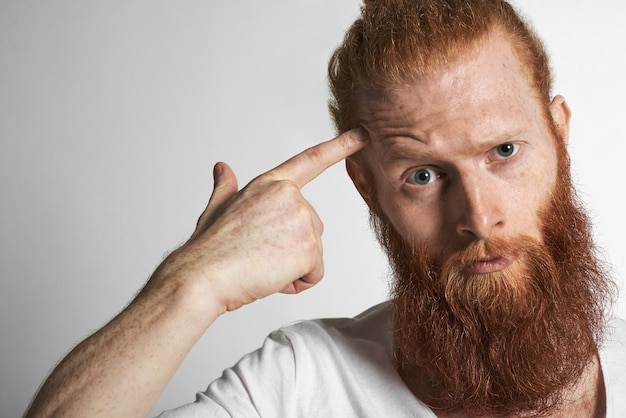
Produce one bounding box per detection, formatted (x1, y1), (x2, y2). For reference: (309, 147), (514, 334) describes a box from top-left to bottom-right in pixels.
(374, 182), (445, 248)
(508, 188), (544, 239)
(509, 156), (558, 239)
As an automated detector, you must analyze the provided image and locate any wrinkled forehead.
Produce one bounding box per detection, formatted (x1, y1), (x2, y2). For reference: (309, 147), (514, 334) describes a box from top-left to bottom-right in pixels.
(353, 35), (549, 142)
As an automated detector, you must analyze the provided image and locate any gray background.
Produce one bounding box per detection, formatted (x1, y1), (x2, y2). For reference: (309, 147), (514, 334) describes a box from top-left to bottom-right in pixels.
(1, 1), (624, 416)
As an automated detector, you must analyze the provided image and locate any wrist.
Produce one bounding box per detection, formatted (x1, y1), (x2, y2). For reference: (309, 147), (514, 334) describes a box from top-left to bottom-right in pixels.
(141, 250), (228, 331)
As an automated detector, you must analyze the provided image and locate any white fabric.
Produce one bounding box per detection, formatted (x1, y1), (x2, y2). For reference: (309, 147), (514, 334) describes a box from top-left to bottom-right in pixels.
(158, 302), (626, 417)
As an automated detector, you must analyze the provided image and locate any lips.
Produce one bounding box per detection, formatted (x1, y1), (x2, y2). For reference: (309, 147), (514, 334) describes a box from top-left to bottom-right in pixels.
(468, 256), (513, 274)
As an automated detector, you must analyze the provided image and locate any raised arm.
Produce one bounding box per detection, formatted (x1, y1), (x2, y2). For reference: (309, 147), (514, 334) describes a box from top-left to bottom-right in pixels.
(24, 129), (368, 418)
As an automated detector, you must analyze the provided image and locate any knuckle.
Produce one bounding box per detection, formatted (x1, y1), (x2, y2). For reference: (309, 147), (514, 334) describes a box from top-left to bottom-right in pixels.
(303, 144), (325, 165)
(302, 232), (318, 253)
(253, 171), (276, 185)
(250, 177), (300, 201)
(274, 180), (302, 201)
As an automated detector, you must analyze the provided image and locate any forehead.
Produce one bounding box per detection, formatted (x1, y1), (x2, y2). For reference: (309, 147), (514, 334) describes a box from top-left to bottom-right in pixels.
(356, 35), (543, 143)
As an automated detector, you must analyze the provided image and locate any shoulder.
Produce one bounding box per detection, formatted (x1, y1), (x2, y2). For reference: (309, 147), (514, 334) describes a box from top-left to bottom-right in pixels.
(600, 317), (626, 416)
(606, 316), (626, 342)
(278, 301), (394, 357)
(602, 316), (626, 361)
(158, 303), (435, 417)
(270, 302), (428, 415)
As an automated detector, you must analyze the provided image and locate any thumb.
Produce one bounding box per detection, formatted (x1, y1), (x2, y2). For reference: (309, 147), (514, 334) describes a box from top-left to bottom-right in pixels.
(193, 162), (239, 236)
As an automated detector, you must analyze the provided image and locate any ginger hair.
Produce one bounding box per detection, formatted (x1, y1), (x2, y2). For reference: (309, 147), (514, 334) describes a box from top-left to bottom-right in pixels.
(328, 0), (553, 133)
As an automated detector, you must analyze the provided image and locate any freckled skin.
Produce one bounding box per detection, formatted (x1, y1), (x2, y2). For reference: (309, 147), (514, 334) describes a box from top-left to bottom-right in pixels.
(349, 34), (566, 258)
(24, 131), (369, 418)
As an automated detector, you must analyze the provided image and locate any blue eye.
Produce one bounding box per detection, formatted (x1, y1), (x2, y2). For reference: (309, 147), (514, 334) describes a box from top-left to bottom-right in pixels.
(495, 143), (520, 159)
(408, 168), (439, 185)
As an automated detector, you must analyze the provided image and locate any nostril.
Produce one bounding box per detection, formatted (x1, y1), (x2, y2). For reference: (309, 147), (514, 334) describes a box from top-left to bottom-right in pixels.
(451, 174), (505, 241)
(456, 210), (503, 241)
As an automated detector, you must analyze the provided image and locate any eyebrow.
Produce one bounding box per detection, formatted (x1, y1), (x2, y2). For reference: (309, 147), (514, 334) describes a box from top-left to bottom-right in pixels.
(381, 143), (434, 163)
(380, 129), (530, 163)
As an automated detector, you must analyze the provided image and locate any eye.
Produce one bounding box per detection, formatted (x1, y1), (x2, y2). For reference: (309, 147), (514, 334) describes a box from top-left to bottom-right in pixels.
(494, 143), (520, 159)
(407, 168), (440, 185)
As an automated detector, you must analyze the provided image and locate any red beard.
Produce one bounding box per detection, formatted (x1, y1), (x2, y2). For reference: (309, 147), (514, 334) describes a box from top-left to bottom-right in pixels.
(369, 146), (614, 416)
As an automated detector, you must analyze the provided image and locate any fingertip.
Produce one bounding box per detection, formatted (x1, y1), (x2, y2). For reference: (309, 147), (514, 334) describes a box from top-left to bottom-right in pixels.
(352, 126), (369, 142)
(339, 126), (368, 146)
(339, 127), (369, 162)
(213, 162), (238, 191)
(341, 127), (369, 155)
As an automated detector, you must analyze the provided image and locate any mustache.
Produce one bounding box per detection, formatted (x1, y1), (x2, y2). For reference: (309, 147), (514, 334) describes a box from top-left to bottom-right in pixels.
(444, 237), (556, 328)
(410, 235), (545, 281)
(440, 237), (523, 268)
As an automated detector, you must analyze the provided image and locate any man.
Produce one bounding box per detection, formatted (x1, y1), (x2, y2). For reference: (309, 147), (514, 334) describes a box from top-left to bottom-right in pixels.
(25, 0), (625, 417)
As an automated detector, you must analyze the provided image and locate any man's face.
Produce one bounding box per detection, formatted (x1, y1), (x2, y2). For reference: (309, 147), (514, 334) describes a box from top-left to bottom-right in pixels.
(349, 35), (568, 263)
(345, 35), (611, 415)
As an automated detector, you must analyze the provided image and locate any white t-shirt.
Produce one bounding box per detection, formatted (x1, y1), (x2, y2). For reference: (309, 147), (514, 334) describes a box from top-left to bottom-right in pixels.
(158, 303), (626, 417)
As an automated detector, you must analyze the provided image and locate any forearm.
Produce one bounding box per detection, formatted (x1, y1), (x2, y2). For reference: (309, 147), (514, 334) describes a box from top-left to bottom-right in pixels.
(24, 130), (367, 417)
(25, 266), (222, 418)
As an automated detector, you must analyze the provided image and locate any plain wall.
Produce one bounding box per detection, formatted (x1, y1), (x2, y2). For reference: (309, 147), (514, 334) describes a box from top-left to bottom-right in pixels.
(1, 1), (624, 416)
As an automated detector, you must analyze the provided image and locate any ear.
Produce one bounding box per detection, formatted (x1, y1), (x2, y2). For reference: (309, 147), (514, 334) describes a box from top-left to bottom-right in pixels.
(346, 157), (374, 207)
(549, 95), (571, 146)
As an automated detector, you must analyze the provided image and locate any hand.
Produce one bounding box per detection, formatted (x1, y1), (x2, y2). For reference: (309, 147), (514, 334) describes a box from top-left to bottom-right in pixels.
(22, 129), (368, 418)
(160, 128), (368, 313)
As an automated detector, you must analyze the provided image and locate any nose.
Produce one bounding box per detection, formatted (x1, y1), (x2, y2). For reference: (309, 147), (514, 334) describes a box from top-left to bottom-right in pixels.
(453, 172), (505, 240)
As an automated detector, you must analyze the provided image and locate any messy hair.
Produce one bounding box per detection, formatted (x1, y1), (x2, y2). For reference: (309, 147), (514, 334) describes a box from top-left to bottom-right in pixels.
(328, 0), (553, 133)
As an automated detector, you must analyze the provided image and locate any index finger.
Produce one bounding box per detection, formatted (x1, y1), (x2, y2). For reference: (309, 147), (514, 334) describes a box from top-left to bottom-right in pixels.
(269, 128), (369, 188)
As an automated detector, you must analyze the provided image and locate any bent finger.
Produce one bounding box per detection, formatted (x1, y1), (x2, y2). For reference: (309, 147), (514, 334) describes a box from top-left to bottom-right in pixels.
(280, 239), (324, 294)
